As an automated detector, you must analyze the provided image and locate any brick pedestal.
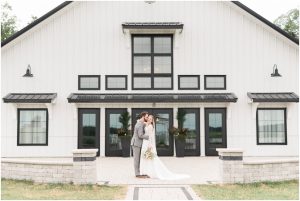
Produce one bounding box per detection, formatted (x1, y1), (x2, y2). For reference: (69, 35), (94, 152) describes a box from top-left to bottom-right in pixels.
(72, 149), (98, 185)
(217, 148), (244, 183)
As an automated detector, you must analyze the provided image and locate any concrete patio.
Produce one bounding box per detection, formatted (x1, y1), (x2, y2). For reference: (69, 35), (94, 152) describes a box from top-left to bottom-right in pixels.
(97, 156), (221, 185)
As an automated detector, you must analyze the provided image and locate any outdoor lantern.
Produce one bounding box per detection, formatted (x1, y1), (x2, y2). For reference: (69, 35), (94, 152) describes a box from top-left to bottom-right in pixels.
(23, 65), (33, 77)
(271, 64), (281, 77)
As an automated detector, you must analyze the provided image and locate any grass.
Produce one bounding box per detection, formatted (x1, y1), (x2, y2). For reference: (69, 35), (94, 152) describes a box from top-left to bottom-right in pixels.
(1, 179), (127, 200)
(192, 180), (299, 200)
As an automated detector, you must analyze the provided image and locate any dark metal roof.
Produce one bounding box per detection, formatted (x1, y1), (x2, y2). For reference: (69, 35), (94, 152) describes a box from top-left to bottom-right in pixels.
(67, 93), (238, 103)
(122, 22), (184, 29)
(247, 92), (299, 102)
(3, 93), (57, 103)
(2, 1), (298, 47)
(1, 1), (72, 47)
(232, 1), (298, 45)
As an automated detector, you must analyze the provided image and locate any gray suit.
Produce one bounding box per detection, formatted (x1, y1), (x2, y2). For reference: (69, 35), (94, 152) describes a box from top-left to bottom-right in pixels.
(131, 120), (149, 176)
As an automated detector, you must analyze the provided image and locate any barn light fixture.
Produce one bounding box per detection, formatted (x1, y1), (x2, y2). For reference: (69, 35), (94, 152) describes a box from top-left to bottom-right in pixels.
(145, 1), (155, 4)
(23, 64), (33, 77)
(271, 64), (281, 77)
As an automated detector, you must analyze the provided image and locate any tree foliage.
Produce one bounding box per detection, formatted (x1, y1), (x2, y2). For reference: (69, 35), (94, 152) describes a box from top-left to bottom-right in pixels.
(28, 15), (38, 25)
(274, 8), (299, 39)
(1, 2), (18, 41)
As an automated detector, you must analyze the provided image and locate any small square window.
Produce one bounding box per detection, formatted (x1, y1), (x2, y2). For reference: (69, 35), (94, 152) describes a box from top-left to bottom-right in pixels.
(78, 75), (100, 90)
(204, 75), (226, 90)
(178, 75), (200, 90)
(106, 75), (127, 90)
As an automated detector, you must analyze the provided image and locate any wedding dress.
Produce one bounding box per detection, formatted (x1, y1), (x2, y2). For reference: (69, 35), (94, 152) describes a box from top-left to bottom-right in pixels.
(140, 124), (190, 180)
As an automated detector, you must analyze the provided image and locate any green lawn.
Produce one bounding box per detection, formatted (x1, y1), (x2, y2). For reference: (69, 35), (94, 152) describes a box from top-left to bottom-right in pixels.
(192, 180), (299, 200)
(1, 179), (127, 200)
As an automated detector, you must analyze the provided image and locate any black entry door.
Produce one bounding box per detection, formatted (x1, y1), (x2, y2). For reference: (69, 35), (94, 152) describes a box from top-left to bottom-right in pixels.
(132, 109), (173, 156)
(205, 108), (227, 156)
(105, 108), (127, 156)
(78, 108), (100, 156)
(179, 108), (200, 156)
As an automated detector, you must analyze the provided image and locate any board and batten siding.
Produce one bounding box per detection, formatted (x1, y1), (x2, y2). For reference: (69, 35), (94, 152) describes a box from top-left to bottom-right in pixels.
(1, 1), (298, 157)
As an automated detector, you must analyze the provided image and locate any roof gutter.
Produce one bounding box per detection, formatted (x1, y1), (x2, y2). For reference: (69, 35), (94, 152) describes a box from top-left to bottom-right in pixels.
(1, 1), (73, 47)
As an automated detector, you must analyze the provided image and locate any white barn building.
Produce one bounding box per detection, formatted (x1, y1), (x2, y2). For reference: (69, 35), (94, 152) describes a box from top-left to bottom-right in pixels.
(1, 1), (299, 157)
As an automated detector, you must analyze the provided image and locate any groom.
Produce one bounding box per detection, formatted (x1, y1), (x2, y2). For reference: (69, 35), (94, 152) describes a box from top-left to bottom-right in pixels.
(131, 111), (149, 178)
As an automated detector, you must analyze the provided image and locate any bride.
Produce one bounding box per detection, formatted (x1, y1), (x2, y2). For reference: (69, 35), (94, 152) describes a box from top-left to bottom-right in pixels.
(140, 115), (190, 180)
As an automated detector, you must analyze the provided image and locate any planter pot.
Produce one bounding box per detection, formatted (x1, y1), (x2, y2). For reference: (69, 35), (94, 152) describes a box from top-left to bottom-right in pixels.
(175, 138), (186, 157)
(120, 137), (131, 157)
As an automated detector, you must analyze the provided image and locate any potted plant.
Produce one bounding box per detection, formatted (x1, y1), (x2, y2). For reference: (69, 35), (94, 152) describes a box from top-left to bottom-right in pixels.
(169, 110), (188, 157)
(117, 111), (132, 157)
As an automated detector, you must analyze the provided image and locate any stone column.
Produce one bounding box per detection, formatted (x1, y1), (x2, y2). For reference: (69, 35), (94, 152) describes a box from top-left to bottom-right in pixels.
(72, 149), (98, 185)
(216, 148), (244, 184)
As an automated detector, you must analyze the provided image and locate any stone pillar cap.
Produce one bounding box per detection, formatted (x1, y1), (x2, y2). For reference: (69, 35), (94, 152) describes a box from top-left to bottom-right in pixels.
(72, 149), (98, 154)
(216, 148), (244, 153)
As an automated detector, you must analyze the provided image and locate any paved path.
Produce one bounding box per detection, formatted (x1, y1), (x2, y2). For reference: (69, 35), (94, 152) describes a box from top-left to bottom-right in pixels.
(125, 184), (201, 200)
(97, 157), (221, 185)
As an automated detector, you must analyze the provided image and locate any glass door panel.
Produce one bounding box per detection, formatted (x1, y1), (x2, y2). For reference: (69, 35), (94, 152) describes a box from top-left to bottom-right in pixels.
(131, 108), (173, 156)
(180, 108), (200, 156)
(78, 109), (100, 156)
(105, 109), (126, 156)
(205, 108), (227, 156)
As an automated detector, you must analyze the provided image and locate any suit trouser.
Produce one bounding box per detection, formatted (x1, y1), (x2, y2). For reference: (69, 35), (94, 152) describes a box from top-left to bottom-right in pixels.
(132, 145), (141, 176)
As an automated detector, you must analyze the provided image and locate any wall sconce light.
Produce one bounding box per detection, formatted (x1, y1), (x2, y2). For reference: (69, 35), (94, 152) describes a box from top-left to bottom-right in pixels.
(23, 65), (33, 77)
(271, 64), (281, 77)
(145, 1), (155, 4)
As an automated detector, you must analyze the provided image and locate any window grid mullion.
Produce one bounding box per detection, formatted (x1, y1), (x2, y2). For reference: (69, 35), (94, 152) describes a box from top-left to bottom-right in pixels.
(151, 36), (154, 89)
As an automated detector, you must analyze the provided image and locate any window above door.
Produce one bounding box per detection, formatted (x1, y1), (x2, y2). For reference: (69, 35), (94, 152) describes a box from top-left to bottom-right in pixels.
(132, 35), (173, 90)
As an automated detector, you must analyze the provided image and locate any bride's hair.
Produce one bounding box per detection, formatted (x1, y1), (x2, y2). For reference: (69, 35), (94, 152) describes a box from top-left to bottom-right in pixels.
(149, 115), (155, 127)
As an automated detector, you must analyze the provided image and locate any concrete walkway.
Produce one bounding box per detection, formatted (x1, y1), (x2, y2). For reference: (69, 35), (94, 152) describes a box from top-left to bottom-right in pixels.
(97, 157), (221, 185)
(125, 184), (201, 200)
(97, 157), (215, 200)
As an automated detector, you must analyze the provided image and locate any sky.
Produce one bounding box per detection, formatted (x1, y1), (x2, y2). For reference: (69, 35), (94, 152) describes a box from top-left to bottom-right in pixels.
(3, 0), (300, 30)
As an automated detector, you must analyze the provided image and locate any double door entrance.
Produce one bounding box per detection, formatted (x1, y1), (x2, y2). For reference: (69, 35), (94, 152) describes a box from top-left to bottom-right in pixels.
(132, 109), (174, 156)
(77, 108), (227, 157)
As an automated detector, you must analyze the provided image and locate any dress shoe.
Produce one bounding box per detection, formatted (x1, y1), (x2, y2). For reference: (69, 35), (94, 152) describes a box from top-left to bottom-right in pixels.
(136, 175), (146, 178)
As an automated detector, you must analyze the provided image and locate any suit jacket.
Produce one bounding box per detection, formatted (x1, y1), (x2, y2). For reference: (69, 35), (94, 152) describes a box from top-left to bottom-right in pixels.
(130, 120), (149, 147)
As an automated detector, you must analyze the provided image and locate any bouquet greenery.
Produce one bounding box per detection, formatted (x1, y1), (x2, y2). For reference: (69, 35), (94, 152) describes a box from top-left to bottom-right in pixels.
(143, 147), (155, 160)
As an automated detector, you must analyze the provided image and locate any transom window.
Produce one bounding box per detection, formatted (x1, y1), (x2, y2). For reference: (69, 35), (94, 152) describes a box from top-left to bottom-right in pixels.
(257, 108), (287, 145)
(178, 75), (200, 90)
(204, 75), (226, 90)
(132, 35), (173, 90)
(78, 75), (100, 90)
(106, 75), (127, 90)
(18, 109), (48, 146)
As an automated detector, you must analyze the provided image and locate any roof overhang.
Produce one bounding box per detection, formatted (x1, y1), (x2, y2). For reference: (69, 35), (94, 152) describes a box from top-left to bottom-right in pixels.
(247, 92), (299, 103)
(67, 93), (238, 103)
(122, 22), (184, 34)
(3, 93), (57, 103)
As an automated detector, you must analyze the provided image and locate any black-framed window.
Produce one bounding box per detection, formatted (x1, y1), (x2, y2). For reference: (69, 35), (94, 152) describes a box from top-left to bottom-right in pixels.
(256, 108), (287, 145)
(178, 75), (200, 90)
(204, 75), (226, 90)
(132, 35), (173, 90)
(105, 75), (127, 90)
(17, 109), (48, 146)
(78, 75), (100, 90)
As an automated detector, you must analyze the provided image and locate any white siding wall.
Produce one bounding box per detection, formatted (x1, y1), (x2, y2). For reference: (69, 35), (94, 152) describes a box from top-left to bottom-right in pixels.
(1, 1), (298, 157)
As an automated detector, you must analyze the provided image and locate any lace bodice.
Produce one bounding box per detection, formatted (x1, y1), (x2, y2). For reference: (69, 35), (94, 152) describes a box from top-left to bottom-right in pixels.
(145, 124), (156, 153)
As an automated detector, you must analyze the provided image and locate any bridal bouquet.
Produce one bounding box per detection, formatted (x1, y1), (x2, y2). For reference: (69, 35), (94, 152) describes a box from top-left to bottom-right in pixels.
(143, 147), (155, 160)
